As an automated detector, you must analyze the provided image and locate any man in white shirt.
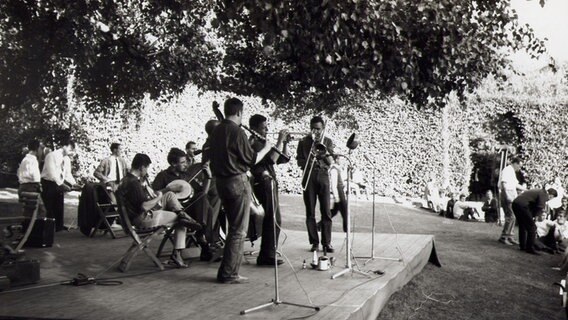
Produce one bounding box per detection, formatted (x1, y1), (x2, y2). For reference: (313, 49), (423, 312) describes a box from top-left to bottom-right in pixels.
(17, 140), (42, 194)
(498, 157), (526, 245)
(94, 143), (129, 197)
(40, 139), (77, 232)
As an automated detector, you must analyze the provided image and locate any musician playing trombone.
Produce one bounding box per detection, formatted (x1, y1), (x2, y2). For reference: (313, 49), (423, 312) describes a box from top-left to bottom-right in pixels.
(296, 116), (335, 253)
(248, 114), (290, 266)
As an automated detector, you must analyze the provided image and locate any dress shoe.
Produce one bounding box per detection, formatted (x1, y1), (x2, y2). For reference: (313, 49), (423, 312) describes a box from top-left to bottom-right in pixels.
(498, 238), (513, 245)
(218, 275), (249, 284)
(200, 247), (213, 262)
(323, 245), (335, 253)
(310, 244), (319, 252)
(508, 238), (519, 245)
(257, 256), (284, 266)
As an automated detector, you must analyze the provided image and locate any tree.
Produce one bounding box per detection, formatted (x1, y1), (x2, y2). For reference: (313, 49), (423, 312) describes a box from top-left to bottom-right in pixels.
(0, 0), (219, 176)
(0, 0), (218, 115)
(214, 0), (546, 113)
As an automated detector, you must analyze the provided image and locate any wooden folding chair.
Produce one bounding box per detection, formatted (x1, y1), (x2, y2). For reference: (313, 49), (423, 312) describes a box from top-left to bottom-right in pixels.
(90, 185), (122, 239)
(115, 191), (166, 273)
(89, 185), (120, 239)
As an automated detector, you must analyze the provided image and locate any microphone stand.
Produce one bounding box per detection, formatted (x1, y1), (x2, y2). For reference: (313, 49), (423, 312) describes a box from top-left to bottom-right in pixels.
(332, 150), (370, 279)
(354, 155), (401, 265)
(241, 176), (320, 315)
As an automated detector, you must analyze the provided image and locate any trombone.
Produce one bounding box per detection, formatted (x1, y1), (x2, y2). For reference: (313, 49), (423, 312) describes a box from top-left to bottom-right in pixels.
(301, 122), (327, 191)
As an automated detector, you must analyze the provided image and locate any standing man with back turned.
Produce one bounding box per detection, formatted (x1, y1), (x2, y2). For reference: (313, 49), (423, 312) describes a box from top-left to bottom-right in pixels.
(210, 98), (271, 284)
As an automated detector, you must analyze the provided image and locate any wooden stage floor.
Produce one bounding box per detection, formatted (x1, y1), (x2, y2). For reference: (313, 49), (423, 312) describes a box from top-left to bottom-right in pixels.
(0, 228), (438, 320)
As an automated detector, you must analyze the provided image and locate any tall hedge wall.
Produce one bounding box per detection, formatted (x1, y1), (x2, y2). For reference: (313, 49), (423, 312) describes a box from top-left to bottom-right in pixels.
(11, 67), (568, 197)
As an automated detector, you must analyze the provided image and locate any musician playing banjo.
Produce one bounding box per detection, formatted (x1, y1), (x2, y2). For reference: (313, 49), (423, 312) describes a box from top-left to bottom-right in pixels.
(209, 98), (271, 284)
(151, 147), (212, 261)
(297, 116), (335, 253)
(119, 153), (200, 268)
(248, 114), (290, 267)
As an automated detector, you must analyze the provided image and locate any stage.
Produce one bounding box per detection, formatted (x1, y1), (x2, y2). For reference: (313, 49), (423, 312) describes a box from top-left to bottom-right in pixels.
(0, 226), (439, 320)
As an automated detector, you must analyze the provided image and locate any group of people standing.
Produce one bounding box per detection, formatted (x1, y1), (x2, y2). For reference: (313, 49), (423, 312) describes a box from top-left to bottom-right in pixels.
(17, 138), (79, 232)
(16, 97), (349, 284)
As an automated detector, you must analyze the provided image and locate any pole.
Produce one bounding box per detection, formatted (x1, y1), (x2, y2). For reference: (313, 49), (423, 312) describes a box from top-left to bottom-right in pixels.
(241, 177), (319, 315)
(354, 156), (401, 264)
(332, 151), (370, 279)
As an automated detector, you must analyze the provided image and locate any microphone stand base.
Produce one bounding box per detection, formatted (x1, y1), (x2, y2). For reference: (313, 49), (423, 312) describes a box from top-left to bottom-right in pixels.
(331, 267), (370, 280)
(241, 299), (320, 315)
(354, 256), (403, 266)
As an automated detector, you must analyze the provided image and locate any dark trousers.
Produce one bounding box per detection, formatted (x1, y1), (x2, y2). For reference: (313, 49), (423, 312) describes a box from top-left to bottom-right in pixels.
(535, 225), (558, 252)
(41, 179), (65, 231)
(512, 202), (536, 251)
(303, 169), (332, 246)
(253, 177), (281, 259)
(206, 179), (223, 244)
(216, 174), (251, 280)
(331, 186), (347, 233)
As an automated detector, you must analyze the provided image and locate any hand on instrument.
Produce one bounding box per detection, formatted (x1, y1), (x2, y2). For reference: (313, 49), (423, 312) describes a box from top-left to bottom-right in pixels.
(277, 129), (289, 144)
(166, 184), (183, 193)
(202, 162), (212, 179)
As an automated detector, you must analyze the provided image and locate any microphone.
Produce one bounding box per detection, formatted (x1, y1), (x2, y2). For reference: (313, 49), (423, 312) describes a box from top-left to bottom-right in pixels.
(193, 149), (203, 156)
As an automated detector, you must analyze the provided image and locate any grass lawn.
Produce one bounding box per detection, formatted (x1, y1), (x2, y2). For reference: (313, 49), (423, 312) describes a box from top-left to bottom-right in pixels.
(278, 195), (565, 320)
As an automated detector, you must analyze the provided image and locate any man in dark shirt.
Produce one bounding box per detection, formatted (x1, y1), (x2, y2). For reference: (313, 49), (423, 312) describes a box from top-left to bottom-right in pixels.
(249, 114), (289, 266)
(297, 116), (335, 253)
(512, 188), (558, 255)
(210, 98), (270, 284)
(152, 147), (211, 260)
(118, 153), (196, 267)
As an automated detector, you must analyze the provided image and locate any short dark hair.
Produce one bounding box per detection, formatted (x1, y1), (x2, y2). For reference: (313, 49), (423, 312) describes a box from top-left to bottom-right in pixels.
(310, 116), (325, 127)
(510, 157), (522, 164)
(131, 153), (151, 170)
(224, 98), (243, 116)
(60, 137), (76, 149)
(249, 114), (267, 129)
(167, 148), (186, 165)
(27, 140), (40, 152)
(205, 120), (220, 135)
(110, 143), (121, 152)
(548, 188), (558, 198)
(185, 141), (196, 149)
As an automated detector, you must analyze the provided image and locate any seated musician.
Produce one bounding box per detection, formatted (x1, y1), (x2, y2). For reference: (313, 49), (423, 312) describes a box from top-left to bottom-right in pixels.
(151, 148), (212, 261)
(119, 153), (198, 268)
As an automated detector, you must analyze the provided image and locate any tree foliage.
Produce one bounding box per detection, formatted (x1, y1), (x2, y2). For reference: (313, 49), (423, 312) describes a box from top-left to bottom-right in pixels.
(0, 0), (218, 116)
(214, 0), (546, 112)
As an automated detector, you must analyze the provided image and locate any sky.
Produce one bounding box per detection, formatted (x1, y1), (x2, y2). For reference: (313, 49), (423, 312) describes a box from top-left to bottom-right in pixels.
(509, 0), (568, 70)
